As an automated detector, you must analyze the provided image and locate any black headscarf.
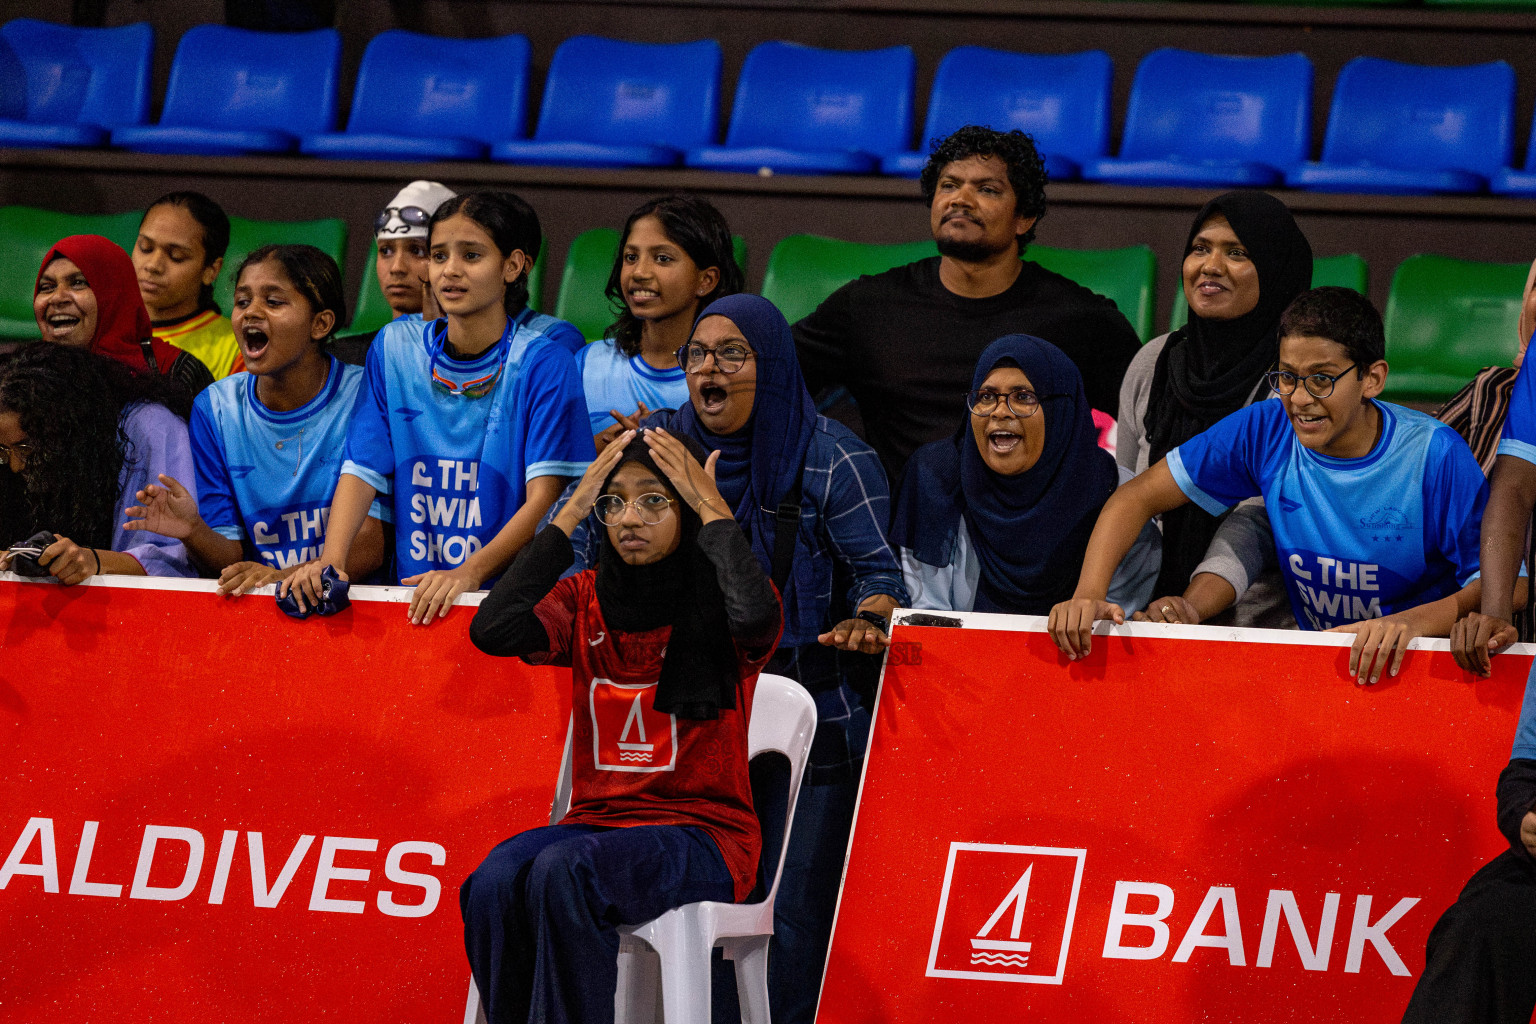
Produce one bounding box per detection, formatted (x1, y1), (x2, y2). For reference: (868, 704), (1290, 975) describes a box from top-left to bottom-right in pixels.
(890, 335), (1118, 614)
(1145, 191), (1312, 594)
(593, 433), (738, 721)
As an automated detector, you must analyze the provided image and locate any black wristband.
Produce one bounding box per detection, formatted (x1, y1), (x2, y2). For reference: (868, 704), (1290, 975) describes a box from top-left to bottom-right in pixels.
(856, 610), (889, 633)
(90, 548), (102, 576)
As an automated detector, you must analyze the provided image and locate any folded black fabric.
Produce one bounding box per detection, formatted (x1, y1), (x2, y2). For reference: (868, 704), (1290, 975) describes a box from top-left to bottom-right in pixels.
(6, 531), (56, 578)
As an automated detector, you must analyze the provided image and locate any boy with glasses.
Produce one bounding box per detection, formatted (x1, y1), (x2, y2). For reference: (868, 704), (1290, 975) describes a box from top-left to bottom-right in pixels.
(1050, 287), (1493, 683)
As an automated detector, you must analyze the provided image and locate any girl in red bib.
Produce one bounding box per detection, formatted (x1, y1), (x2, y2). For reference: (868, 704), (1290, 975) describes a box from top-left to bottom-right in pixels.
(464, 427), (781, 1024)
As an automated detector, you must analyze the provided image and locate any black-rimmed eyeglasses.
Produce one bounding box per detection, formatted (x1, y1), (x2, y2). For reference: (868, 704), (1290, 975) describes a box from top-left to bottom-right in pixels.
(1264, 363), (1360, 399)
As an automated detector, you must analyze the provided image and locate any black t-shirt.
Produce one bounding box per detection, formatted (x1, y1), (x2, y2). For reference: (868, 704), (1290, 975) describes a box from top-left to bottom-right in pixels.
(792, 256), (1143, 481)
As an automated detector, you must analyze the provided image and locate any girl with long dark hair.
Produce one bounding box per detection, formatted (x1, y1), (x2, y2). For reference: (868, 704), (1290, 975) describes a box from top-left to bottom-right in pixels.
(580, 195), (744, 449)
(0, 344), (193, 581)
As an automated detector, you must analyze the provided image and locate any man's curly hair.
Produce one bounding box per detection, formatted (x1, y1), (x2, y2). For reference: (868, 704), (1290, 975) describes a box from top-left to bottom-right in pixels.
(0, 344), (190, 550)
(919, 126), (1049, 250)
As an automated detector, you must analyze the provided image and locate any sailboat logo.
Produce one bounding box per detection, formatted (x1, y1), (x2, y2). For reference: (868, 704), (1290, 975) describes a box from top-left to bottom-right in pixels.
(927, 842), (1087, 985)
(617, 694), (655, 763)
(589, 678), (678, 773)
(969, 865), (1035, 968)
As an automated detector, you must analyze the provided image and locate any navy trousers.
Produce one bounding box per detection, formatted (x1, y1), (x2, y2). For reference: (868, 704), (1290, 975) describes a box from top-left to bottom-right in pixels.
(461, 823), (736, 1024)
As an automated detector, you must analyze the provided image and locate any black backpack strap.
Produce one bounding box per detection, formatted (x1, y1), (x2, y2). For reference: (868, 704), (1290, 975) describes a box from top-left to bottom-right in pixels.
(139, 338), (160, 375)
(770, 470), (805, 595)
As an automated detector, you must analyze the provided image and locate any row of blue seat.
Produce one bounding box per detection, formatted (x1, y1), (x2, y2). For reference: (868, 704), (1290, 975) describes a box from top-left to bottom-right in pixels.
(2, 19), (1534, 196)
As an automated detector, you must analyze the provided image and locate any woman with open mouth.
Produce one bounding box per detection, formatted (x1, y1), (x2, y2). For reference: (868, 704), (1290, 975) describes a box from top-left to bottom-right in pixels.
(892, 333), (1155, 616)
(34, 233), (214, 399)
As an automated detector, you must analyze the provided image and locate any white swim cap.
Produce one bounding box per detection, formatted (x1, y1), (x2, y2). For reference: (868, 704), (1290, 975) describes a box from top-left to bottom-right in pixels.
(376, 180), (457, 240)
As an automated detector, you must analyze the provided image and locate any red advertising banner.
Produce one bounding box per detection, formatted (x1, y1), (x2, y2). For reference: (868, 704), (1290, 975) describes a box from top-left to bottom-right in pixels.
(819, 615), (1534, 1024)
(0, 576), (567, 1023)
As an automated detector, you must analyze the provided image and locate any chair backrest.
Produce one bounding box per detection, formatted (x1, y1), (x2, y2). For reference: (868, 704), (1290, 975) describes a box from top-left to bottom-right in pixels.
(532, 36), (721, 148)
(1383, 253), (1527, 401)
(1117, 48), (1312, 167)
(0, 205), (143, 339)
(216, 215), (348, 317)
(1319, 57), (1515, 176)
(343, 30), (530, 143)
(0, 19), (153, 128)
(549, 672), (817, 905)
(918, 47), (1112, 163)
(555, 227), (747, 341)
(1028, 244), (1157, 341)
(760, 235), (937, 326)
(724, 41), (915, 155)
(159, 24), (342, 134)
(1167, 253), (1369, 333)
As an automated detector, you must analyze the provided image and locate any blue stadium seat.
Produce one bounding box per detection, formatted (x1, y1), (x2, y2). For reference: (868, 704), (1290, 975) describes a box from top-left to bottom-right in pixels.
(1286, 58), (1514, 195)
(1080, 49), (1312, 188)
(880, 48), (1112, 181)
(0, 20), (152, 148)
(301, 31), (529, 161)
(1492, 109), (1536, 196)
(492, 36), (721, 168)
(685, 42), (914, 175)
(111, 25), (341, 156)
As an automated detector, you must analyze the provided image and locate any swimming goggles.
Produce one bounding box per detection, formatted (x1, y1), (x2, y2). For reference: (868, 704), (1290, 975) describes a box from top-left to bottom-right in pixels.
(427, 312), (525, 399)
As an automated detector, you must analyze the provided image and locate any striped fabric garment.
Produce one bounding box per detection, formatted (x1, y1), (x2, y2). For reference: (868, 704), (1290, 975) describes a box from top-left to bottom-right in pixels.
(1435, 364), (1532, 640)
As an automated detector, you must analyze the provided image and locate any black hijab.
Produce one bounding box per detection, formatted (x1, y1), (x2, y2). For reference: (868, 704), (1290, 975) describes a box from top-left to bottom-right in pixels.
(593, 433), (738, 720)
(1146, 191), (1312, 594)
(890, 335), (1118, 614)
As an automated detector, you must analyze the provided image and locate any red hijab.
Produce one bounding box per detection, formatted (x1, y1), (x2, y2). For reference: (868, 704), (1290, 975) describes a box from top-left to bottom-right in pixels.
(35, 234), (183, 376)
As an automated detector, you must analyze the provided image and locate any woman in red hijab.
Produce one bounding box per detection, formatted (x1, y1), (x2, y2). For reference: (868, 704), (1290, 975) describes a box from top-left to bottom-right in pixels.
(34, 234), (213, 396)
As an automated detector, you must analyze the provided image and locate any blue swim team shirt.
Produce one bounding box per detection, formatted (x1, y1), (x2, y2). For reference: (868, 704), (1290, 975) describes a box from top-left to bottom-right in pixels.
(575, 338), (690, 434)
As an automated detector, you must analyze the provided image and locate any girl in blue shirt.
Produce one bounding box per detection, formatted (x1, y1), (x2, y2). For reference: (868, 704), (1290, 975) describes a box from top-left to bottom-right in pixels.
(124, 244), (387, 594)
(579, 195), (744, 449)
(289, 192), (593, 623)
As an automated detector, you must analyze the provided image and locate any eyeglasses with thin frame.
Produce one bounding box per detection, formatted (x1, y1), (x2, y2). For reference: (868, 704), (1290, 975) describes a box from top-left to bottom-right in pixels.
(1264, 362), (1360, 399)
(966, 388), (1047, 418)
(0, 440), (34, 465)
(677, 342), (752, 375)
(375, 206), (432, 233)
(595, 492), (676, 526)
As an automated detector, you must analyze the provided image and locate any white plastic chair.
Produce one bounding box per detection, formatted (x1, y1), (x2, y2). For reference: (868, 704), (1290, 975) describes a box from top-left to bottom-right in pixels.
(465, 672), (817, 1024)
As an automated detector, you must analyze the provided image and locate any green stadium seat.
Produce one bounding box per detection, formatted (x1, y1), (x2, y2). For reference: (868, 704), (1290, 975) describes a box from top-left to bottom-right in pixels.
(1167, 253), (1369, 334)
(0, 205), (142, 340)
(1383, 254), (1527, 402)
(336, 240), (547, 344)
(760, 235), (938, 327)
(1029, 244), (1156, 341)
(217, 215), (348, 318)
(760, 235), (1156, 339)
(556, 228), (748, 342)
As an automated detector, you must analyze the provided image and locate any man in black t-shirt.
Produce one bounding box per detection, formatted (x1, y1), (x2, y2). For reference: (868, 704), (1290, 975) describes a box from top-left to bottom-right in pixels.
(793, 125), (1143, 481)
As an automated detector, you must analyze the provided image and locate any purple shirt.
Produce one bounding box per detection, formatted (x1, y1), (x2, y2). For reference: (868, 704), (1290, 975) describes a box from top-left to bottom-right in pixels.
(113, 402), (195, 578)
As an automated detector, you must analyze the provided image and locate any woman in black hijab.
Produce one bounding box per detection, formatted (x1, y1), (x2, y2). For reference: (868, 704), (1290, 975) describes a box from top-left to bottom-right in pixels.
(1117, 190), (1313, 598)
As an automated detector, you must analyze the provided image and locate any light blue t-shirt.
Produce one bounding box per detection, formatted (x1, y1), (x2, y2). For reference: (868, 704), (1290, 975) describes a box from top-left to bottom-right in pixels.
(574, 338), (690, 434)
(1168, 398), (1486, 631)
(190, 355), (387, 571)
(341, 311), (594, 582)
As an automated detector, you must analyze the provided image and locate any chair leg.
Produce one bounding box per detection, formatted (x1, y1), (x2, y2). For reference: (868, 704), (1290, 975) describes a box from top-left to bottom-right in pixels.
(724, 935), (772, 1024)
(646, 915), (715, 1024)
(616, 936), (661, 1024)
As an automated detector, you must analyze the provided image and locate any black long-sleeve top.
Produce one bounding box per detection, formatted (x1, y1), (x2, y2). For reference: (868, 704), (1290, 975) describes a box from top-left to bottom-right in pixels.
(792, 256), (1142, 480)
(1497, 757), (1536, 864)
(470, 521), (781, 660)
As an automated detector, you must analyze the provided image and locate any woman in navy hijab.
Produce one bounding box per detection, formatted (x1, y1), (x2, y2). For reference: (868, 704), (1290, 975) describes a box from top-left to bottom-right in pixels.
(892, 334), (1155, 614)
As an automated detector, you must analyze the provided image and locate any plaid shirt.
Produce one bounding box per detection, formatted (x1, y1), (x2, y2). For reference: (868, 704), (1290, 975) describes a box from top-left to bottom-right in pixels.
(555, 414), (908, 775)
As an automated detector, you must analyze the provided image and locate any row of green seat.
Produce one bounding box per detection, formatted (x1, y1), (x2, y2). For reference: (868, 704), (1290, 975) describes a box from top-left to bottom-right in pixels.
(2, 205), (1524, 402)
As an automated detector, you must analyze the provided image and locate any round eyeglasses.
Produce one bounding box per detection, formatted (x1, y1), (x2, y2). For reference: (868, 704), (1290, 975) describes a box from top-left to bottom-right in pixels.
(1264, 363), (1360, 400)
(966, 389), (1044, 418)
(595, 492), (675, 526)
(0, 440), (35, 465)
(676, 342), (752, 374)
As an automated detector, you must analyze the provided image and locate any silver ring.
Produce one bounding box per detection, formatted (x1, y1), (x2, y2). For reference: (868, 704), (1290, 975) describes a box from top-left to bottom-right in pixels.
(1161, 605), (1173, 616)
